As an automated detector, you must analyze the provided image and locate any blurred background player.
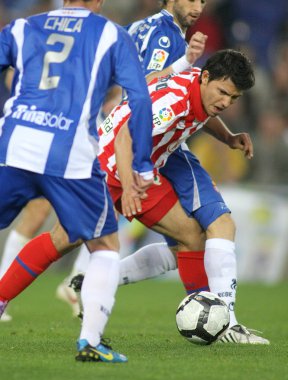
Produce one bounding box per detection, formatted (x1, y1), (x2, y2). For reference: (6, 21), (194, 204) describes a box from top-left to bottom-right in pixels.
(0, 0), (154, 362)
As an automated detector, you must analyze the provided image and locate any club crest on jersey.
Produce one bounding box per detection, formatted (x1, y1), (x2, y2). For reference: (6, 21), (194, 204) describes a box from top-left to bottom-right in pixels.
(153, 174), (162, 186)
(158, 36), (171, 48)
(147, 49), (169, 71)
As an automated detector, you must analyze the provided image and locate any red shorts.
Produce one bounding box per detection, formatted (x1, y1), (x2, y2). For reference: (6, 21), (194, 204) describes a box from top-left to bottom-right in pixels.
(106, 173), (178, 227)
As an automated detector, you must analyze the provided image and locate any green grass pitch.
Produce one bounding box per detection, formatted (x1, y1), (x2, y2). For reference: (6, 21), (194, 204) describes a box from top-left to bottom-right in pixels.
(0, 272), (287, 380)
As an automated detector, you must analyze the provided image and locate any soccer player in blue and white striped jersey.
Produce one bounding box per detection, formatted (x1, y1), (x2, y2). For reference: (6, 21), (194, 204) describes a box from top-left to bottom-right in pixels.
(0, 0), (154, 363)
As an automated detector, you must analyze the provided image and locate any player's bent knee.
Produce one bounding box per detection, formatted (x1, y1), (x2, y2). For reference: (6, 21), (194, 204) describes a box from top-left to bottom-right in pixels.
(206, 213), (236, 240)
(50, 222), (82, 255)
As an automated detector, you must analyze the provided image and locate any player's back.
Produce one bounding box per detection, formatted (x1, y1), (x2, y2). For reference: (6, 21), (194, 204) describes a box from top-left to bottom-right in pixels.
(0, 8), (121, 178)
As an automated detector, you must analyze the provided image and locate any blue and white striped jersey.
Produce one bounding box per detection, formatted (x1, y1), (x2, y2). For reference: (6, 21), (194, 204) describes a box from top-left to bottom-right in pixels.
(0, 7), (153, 179)
(126, 10), (186, 76)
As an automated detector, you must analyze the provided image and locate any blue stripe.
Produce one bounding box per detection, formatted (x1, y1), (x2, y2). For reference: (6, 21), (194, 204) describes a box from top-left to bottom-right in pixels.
(187, 286), (210, 295)
(16, 256), (38, 278)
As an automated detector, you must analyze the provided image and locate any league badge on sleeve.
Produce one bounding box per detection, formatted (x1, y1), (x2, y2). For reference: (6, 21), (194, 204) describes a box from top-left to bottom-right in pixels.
(148, 49), (169, 71)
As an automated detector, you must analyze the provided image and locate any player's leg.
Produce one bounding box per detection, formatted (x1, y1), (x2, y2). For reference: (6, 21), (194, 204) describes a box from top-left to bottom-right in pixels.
(115, 172), (207, 291)
(76, 232), (128, 363)
(163, 146), (269, 344)
(0, 198), (52, 321)
(0, 167), (55, 314)
(55, 243), (89, 317)
(61, 174), (206, 312)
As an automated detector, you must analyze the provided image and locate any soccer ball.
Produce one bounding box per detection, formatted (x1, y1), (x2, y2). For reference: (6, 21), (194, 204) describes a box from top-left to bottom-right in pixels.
(176, 291), (230, 345)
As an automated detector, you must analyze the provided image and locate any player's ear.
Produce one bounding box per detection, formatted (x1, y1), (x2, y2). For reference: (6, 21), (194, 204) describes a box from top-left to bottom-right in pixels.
(201, 70), (209, 85)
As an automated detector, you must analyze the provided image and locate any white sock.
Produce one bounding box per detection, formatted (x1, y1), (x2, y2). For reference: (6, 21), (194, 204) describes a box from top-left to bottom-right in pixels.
(119, 243), (176, 285)
(79, 250), (120, 347)
(204, 238), (238, 327)
(70, 244), (90, 277)
(0, 230), (30, 278)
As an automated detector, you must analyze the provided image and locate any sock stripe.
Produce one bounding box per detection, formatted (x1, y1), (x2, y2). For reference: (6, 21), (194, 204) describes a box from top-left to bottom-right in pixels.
(187, 286), (209, 294)
(16, 256), (38, 278)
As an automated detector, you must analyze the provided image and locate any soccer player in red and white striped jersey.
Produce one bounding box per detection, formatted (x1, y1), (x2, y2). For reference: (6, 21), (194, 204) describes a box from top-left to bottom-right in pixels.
(99, 67), (207, 179)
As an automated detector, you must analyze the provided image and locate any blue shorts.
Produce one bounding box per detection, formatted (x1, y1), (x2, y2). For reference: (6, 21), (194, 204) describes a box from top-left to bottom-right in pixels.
(0, 164), (117, 242)
(159, 144), (230, 246)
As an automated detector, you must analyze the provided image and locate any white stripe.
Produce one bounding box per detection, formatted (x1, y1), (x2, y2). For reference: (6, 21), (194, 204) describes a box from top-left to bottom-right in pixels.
(6, 126), (54, 173)
(48, 9), (91, 17)
(141, 25), (156, 54)
(181, 149), (201, 210)
(64, 21), (118, 179)
(94, 178), (109, 238)
(127, 20), (143, 35)
(0, 19), (27, 137)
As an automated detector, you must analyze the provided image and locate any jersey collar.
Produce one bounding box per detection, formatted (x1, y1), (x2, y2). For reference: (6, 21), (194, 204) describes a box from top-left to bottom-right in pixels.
(161, 9), (186, 38)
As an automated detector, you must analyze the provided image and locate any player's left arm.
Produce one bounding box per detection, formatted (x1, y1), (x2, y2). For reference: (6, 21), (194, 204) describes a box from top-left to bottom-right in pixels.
(203, 116), (254, 159)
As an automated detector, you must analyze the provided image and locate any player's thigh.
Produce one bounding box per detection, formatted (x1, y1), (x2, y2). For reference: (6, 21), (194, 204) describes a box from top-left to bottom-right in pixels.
(0, 166), (39, 229)
(38, 172), (118, 243)
(16, 198), (52, 237)
(151, 200), (205, 250)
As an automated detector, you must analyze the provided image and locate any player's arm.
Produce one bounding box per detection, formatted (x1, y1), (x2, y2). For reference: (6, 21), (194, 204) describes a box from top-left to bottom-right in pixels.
(146, 31), (207, 83)
(203, 116), (254, 159)
(113, 26), (154, 180)
(114, 123), (152, 217)
(0, 23), (15, 73)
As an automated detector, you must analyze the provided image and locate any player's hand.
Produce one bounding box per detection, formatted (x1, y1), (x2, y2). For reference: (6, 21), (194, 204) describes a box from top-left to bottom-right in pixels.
(121, 173), (153, 217)
(121, 183), (143, 217)
(227, 133), (254, 159)
(186, 31), (207, 65)
(133, 172), (154, 199)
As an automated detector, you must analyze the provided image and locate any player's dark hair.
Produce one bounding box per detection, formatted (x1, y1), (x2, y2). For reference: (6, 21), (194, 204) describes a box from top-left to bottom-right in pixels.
(201, 49), (255, 91)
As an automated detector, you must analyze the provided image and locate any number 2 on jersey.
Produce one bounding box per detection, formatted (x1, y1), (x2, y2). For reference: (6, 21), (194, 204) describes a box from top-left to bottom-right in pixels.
(39, 33), (74, 90)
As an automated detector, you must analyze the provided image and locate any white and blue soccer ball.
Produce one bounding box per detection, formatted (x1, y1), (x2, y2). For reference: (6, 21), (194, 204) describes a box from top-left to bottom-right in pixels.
(176, 291), (230, 345)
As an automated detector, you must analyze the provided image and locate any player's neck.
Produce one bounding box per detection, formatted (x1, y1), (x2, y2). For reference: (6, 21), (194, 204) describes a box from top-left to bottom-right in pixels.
(163, 6), (187, 34)
(63, 1), (102, 14)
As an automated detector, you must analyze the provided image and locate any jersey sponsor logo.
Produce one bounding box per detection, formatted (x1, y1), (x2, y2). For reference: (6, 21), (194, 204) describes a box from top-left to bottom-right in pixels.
(158, 36), (171, 48)
(11, 105), (74, 131)
(147, 49), (169, 71)
(159, 106), (174, 122)
(100, 116), (114, 135)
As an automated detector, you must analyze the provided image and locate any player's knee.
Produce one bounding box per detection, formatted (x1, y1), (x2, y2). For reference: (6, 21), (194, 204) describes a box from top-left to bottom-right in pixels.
(86, 232), (120, 253)
(50, 222), (81, 254)
(176, 224), (205, 251)
(206, 213), (236, 240)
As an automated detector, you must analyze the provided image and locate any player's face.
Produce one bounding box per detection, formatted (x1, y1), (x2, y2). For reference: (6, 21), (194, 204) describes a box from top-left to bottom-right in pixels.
(200, 72), (242, 117)
(172, 0), (207, 30)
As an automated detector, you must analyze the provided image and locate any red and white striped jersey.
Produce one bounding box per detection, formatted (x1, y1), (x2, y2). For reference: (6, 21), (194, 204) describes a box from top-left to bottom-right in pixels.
(98, 68), (209, 179)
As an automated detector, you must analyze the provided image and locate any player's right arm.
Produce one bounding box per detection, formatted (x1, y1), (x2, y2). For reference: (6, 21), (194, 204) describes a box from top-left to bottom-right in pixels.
(146, 32), (207, 83)
(0, 23), (15, 72)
